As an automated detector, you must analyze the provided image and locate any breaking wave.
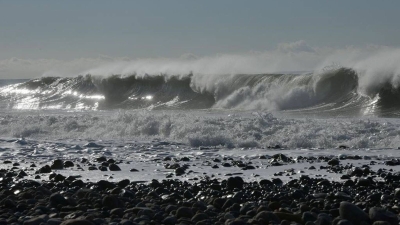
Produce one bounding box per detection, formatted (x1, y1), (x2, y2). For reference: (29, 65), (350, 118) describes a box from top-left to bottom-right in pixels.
(1, 66), (400, 116)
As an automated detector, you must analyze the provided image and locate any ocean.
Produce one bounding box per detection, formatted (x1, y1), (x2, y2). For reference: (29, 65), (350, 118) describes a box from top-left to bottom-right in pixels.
(1, 68), (400, 184)
(1, 67), (400, 150)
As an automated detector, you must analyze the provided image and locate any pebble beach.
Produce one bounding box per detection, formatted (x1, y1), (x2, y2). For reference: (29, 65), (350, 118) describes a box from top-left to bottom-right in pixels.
(1, 137), (400, 225)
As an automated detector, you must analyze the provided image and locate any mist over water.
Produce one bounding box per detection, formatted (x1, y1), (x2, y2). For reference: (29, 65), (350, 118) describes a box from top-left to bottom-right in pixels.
(2, 45), (400, 116)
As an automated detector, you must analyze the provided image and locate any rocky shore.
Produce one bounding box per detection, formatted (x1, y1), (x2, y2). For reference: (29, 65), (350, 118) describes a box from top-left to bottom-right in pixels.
(1, 152), (400, 225)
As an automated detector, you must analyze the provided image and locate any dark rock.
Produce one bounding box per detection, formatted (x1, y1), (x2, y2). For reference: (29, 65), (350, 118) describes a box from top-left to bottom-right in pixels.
(254, 211), (280, 223)
(328, 158), (340, 166)
(394, 188), (400, 198)
(102, 195), (124, 209)
(180, 157), (190, 161)
(71, 180), (84, 188)
(110, 208), (124, 217)
(60, 219), (94, 225)
(38, 165), (52, 173)
(17, 170), (28, 177)
(337, 220), (353, 225)
(259, 179), (273, 186)
(50, 193), (69, 206)
(339, 201), (370, 225)
(373, 222), (391, 225)
(176, 207), (193, 219)
(47, 218), (62, 225)
(226, 176), (244, 189)
(118, 179), (130, 188)
(64, 161), (74, 168)
(274, 212), (302, 223)
(369, 207), (398, 225)
(302, 212), (317, 223)
(175, 167), (185, 176)
(191, 213), (208, 222)
(51, 159), (64, 170)
(163, 216), (177, 225)
(109, 164), (121, 171)
(316, 213), (332, 225)
(83, 142), (103, 148)
(23, 216), (46, 225)
(99, 166), (107, 171)
(356, 178), (371, 186)
(52, 174), (66, 182)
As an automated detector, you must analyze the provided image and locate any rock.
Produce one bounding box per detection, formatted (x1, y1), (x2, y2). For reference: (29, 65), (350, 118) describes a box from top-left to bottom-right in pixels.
(51, 159), (64, 170)
(71, 180), (84, 188)
(274, 212), (302, 223)
(64, 161), (74, 168)
(394, 188), (400, 198)
(254, 211), (280, 223)
(99, 166), (107, 171)
(328, 158), (340, 166)
(272, 153), (290, 162)
(163, 216), (177, 225)
(191, 213), (208, 222)
(110, 208), (124, 217)
(38, 165), (52, 173)
(108, 164), (121, 171)
(302, 212), (317, 223)
(117, 179), (130, 188)
(176, 207), (193, 219)
(337, 220), (353, 225)
(52, 174), (66, 182)
(50, 193), (69, 206)
(373, 222), (391, 225)
(356, 178), (371, 186)
(175, 167), (185, 176)
(17, 170), (28, 177)
(60, 219), (94, 225)
(369, 207), (398, 225)
(316, 213), (332, 225)
(339, 201), (370, 225)
(102, 195), (124, 209)
(226, 176), (244, 189)
(47, 218), (62, 225)
(23, 216), (46, 225)
(83, 142), (103, 148)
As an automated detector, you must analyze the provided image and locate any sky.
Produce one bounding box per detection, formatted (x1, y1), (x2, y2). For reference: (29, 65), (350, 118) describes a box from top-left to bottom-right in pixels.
(1, 1), (400, 78)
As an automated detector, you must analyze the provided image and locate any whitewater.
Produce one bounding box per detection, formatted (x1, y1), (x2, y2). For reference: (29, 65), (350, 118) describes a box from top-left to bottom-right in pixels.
(2, 47), (400, 184)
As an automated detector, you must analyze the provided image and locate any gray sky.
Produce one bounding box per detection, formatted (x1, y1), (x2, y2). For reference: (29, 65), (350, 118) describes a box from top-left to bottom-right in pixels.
(1, 1), (400, 78)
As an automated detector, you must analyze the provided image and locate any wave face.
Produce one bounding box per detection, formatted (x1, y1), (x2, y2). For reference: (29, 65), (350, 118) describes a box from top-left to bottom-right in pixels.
(1, 68), (400, 117)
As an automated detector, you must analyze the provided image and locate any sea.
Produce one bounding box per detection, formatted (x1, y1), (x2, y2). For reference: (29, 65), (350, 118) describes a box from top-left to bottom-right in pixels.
(2, 68), (400, 183)
(1, 68), (400, 150)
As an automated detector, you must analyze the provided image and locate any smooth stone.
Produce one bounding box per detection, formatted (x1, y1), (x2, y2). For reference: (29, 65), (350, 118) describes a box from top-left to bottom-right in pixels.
(162, 216), (177, 225)
(254, 211), (280, 223)
(274, 212), (302, 223)
(339, 202), (370, 225)
(102, 195), (124, 209)
(109, 164), (121, 171)
(373, 222), (391, 225)
(60, 219), (94, 225)
(84, 142), (103, 148)
(302, 212), (317, 223)
(176, 207), (193, 219)
(47, 218), (62, 225)
(51, 159), (64, 170)
(337, 220), (353, 225)
(50, 193), (69, 206)
(226, 176), (244, 189)
(369, 207), (398, 225)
